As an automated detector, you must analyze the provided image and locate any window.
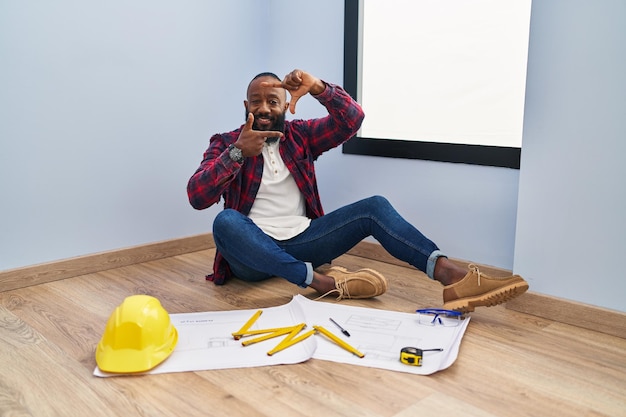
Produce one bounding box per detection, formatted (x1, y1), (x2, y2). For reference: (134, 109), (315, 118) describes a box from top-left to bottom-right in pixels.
(342, 0), (531, 168)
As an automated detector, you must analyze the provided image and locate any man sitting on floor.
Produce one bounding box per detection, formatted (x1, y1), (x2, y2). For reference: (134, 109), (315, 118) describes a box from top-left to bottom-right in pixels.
(187, 68), (528, 312)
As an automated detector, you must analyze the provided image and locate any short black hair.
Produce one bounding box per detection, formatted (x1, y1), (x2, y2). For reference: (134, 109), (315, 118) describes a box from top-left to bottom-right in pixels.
(247, 72), (284, 98)
(252, 72), (280, 82)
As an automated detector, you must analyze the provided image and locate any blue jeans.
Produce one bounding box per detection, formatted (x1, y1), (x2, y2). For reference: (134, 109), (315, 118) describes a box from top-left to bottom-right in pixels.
(213, 195), (444, 288)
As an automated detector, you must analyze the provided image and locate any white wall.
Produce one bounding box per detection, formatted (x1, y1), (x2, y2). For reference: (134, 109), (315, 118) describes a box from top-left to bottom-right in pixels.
(0, 0), (256, 269)
(514, 0), (626, 312)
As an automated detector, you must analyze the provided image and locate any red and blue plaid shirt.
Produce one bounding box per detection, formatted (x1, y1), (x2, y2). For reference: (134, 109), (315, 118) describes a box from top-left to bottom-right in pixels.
(187, 82), (364, 284)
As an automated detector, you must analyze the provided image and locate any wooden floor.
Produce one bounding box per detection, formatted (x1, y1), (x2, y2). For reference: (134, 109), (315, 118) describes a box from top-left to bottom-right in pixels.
(1, 248), (625, 417)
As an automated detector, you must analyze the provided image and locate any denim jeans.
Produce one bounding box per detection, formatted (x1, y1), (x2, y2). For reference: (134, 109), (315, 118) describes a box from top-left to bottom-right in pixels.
(212, 195), (444, 288)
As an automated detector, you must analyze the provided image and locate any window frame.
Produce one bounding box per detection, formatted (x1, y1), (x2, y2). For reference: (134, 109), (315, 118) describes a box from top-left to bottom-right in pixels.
(341, 0), (522, 169)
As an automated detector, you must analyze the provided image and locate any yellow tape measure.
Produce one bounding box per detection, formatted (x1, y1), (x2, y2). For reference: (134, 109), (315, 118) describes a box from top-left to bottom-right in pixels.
(400, 347), (443, 366)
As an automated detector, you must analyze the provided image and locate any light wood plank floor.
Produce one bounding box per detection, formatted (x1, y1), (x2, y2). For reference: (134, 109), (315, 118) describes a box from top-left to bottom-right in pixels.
(1, 249), (625, 417)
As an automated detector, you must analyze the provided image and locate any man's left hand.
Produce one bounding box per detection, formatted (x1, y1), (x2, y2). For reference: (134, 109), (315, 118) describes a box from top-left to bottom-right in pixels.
(261, 69), (325, 114)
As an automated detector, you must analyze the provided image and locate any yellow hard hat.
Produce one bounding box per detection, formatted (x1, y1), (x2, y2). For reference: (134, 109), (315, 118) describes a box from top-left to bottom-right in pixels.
(96, 295), (178, 373)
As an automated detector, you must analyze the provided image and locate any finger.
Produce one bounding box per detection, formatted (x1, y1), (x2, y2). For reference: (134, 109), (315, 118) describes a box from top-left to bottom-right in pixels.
(256, 130), (283, 139)
(291, 70), (303, 84)
(261, 80), (299, 92)
(283, 69), (302, 83)
(243, 112), (254, 130)
(288, 95), (301, 114)
(260, 80), (284, 89)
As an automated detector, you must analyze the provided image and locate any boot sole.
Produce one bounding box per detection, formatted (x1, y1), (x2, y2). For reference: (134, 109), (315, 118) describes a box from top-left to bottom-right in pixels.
(443, 281), (529, 313)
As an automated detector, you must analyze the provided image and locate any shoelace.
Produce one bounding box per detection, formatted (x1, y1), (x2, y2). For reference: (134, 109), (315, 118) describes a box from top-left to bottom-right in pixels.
(314, 280), (350, 301)
(468, 264), (482, 286)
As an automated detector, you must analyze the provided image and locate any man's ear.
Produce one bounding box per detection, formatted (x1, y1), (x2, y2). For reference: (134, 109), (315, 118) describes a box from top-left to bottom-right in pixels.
(243, 100), (248, 109)
(284, 102), (289, 112)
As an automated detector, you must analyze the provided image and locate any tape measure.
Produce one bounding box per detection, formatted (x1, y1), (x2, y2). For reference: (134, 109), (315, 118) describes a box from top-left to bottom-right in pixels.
(400, 347), (443, 366)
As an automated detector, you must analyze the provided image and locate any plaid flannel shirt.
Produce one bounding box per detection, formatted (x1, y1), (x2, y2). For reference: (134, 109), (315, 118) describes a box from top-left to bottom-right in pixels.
(187, 82), (365, 284)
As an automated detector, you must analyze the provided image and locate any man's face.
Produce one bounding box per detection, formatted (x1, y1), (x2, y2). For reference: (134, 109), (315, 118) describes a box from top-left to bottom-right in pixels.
(244, 76), (288, 132)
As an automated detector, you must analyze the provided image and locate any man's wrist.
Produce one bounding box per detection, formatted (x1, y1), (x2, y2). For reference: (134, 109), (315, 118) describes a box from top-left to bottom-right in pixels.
(310, 80), (326, 96)
(227, 143), (244, 163)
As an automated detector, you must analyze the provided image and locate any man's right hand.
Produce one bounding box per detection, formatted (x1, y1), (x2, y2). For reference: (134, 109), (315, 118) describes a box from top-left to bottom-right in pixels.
(234, 113), (283, 157)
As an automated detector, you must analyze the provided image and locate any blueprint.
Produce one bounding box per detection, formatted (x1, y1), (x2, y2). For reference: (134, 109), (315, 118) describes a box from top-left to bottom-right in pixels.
(94, 295), (469, 377)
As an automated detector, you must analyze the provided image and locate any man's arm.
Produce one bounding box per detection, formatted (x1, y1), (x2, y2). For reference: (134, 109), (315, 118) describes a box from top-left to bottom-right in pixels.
(265, 69), (365, 157)
(308, 82), (364, 154)
(187, 110), (284, 211)
(186, 132), (240, 210)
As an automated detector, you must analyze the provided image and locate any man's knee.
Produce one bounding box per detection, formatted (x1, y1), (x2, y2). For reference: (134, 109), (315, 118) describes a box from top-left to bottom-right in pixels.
(213, 209), (244, 235)
(366, 195), (392, 210)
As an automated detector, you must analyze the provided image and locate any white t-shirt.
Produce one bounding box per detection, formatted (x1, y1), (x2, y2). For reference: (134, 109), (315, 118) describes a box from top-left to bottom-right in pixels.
(247, 140), (311, 240)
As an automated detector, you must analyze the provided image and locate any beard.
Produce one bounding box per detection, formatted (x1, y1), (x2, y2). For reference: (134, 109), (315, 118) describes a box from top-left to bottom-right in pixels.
(245, 108), (286, 134)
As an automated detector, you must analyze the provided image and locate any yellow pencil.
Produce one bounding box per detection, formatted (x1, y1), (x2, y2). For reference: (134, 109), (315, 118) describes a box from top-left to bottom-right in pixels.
(267, 329), (316, 356)
(241, 326), (299, 346)
(266, 324), (310, 356)
(232, 310), (262, 340)
(273, 323), (306, 347)
(232, 326), (301, 338)
(313, 325), (365, 358)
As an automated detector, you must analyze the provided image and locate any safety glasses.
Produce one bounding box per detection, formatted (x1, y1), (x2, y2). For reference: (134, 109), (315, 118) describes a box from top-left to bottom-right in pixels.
(416, 308), (463, 327)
